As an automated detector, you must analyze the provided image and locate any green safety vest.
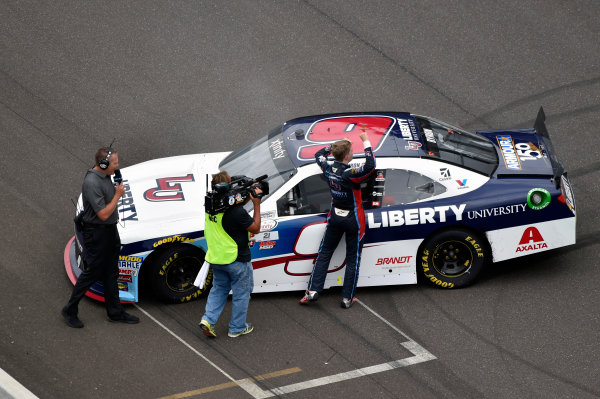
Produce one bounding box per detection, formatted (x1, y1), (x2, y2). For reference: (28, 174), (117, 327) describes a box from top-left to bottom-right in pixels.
(204, 213), (238, 264)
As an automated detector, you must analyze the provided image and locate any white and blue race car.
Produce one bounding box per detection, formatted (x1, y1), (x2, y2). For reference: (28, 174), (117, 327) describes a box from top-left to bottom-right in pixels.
(64, 108), (576, 303)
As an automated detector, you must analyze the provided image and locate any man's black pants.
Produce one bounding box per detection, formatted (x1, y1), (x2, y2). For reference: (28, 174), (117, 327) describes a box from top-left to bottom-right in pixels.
(64, 224), (124, 318)
(308, 209), (364, 299)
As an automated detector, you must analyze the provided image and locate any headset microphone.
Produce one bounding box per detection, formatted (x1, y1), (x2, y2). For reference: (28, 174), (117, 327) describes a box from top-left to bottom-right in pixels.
(113, 169), (122, 184)
(99, 138), (117, 170)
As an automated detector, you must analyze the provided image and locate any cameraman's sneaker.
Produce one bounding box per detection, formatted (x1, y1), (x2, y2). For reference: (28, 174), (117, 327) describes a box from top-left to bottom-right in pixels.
(341, 297), (357, 309)
(199, 319), (217, 337)
(299, 290), (319, 305)
(228, 323), (254, 338)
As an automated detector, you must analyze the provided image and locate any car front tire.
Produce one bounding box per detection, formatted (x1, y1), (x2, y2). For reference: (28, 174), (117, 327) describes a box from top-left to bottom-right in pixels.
(148, 245), (212, 303)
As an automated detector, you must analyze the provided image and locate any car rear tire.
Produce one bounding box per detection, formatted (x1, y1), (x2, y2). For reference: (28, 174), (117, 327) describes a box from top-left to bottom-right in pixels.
(419, 229), (488, 288)
(149, 245), (212, 303)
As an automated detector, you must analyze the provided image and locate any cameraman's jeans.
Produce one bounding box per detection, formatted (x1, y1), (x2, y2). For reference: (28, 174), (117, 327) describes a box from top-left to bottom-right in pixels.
(202, 260), (254, 334)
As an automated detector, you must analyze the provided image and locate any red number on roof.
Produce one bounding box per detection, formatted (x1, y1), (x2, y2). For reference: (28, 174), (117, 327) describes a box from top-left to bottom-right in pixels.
(298, 116), (394, 160)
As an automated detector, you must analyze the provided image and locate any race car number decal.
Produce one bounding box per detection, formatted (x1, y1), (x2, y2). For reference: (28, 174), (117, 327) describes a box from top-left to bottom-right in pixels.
(144, 174), (195, 202)
(298, 116), (393, 160)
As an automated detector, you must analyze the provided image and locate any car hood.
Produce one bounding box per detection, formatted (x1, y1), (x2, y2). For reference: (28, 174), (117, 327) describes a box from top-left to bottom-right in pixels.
(115, 152), (230, 245)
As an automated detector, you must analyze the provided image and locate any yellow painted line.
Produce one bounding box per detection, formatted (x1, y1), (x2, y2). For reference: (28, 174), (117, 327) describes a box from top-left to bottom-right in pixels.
(157, 367), (302, 399)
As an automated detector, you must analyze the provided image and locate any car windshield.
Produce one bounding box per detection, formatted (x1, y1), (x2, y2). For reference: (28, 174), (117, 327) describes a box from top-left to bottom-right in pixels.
(415, 116), (498, 175)
(219, 124), (296, 209)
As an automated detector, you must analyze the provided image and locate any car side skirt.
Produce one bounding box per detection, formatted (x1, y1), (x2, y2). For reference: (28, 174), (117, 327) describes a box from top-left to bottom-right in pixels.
(486, 217), (576, 262)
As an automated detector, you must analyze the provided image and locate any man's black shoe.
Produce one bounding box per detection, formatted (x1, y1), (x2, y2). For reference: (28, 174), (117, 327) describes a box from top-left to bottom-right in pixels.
(108, 312), (140, 324)
(61, 307), (84, 328)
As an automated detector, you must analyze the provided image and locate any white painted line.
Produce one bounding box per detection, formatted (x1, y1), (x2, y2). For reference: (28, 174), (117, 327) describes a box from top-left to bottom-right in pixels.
(234, 298), (437, 398)
(137, 298), (436, 399)
(134, 304), (263, 398)
(356, 298), (415, 341)
(134, 304), (235, 381)
(0, 367), (38, 399)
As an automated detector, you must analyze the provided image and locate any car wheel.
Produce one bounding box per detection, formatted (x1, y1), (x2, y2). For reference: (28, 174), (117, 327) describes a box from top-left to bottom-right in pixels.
(149, 245), (212, 303)
(419, 229), (488, 288)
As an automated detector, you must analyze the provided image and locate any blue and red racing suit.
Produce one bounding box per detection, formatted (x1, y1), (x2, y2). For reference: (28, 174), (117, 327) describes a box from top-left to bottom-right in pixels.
(307, 143), (376, 299)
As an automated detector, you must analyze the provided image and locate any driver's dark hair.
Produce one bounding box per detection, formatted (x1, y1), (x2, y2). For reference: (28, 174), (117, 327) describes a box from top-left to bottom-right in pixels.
(211, 171), (230, 187)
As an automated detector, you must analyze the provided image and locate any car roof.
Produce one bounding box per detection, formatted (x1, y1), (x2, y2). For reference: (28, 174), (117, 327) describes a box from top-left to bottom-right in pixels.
(279, 112), (427, 168)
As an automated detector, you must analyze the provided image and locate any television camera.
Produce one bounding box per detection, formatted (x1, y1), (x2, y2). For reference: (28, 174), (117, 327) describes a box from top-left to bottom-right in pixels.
(205, 174), (269, 215)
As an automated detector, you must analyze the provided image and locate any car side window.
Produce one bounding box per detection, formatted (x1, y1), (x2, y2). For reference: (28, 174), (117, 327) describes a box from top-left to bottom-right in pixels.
(277, 174), (331, 216)
(382, 169), (446, 205)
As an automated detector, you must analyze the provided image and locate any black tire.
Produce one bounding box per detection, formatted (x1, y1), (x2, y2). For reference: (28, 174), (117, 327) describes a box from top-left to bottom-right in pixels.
(419, 229), (488, 289)
(148, 245), (212, 303)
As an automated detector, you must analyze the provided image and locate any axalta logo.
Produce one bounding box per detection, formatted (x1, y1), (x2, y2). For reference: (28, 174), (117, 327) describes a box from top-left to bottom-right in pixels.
(516, 227), (548, 253)
(367, 204), (465, 228)
(376, 256), (412, 265)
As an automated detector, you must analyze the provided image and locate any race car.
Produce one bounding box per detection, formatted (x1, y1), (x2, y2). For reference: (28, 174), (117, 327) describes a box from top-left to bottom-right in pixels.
(64, 107), (576, 303)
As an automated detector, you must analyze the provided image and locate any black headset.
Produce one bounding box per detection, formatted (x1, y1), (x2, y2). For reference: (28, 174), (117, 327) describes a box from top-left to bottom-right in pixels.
(98, 138), (117, 170)
(98, 147), (114, 170)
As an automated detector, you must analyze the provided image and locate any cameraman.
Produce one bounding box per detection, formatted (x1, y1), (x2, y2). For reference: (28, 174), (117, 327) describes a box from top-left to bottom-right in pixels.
(199, 171), (262, 338)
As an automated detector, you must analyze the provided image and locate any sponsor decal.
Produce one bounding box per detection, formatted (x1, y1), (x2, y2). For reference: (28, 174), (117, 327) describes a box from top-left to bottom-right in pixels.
(372, 201), (381, 207)
(367, 204), (466, 228)
(496, 136), (522, 170)
(516, 227), (548, 253)
(405, 141), (422, 151)
(117, 282), (129, 290)
(251, 231), (279, 242)
(376, 256), (412, 265)
(119, 268), (139, 276)
(261, 211), (277, 219)
(119, 275), (133, 283)
(399, 119), (412, 139)
(119, 255), (143, 263)
(423, 128), (436, 143)
(259, 241), (276, 250)
(144, 174), (195, 202)
(261, 219), (278, 231)
(398, 118), (419, 140)
(118, 180), (138, 221)
(118, 255), (142, 275)
(439, 168), (451, 181)
(516, 142), (543, 161)
(456, 179), (469, 189)
(269, 138), (287, 160)
(375, 171), (385, 182)
(527, 188), (551, 210)
(467, 204), (526, 219)
(153, 235), (193, 247)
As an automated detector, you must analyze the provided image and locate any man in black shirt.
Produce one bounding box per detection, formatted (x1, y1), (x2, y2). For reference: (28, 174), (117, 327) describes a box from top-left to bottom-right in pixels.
(61, 147), (139, 328)
(199, 171), (262, 338)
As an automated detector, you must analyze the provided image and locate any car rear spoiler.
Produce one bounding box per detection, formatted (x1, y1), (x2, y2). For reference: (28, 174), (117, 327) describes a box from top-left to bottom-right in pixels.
(534, 107), (564, 188)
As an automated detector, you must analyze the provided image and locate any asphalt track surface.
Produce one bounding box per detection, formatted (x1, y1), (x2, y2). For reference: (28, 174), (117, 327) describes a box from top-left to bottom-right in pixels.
(1, 1), (599, 398)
